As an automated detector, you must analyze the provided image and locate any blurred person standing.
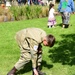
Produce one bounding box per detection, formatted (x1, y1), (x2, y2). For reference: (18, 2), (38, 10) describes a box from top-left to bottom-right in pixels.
(47, 3), (58, 28)
(58, 0), (74, 28)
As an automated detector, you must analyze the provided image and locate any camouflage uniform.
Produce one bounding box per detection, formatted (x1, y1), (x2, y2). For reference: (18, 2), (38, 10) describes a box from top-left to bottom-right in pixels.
(14, 28), (47, 70)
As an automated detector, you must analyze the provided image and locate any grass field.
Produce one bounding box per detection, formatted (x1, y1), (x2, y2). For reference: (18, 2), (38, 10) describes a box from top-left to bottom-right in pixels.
(0, 14), (75, 75)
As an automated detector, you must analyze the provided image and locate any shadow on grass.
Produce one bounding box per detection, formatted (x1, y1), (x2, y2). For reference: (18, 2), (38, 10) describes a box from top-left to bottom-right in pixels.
(57, 23), (72, 27)
(16, 60), (53, 74)
(42, 60), (53, 69)
(57, 23), (62, 27)
(49, 34), (75, 66)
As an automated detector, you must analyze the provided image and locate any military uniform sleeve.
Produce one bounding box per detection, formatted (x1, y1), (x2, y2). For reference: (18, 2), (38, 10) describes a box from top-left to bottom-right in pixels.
(29, 39), (39, 68)
(31, 50), (37, 68)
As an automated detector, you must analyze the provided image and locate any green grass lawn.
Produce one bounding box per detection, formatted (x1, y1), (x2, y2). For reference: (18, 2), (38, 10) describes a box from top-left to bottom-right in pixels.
(0, 14), (75, 75)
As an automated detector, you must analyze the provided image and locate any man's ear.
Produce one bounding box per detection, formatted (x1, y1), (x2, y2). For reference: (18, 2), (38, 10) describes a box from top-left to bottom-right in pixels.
(43, 39), (47, 42)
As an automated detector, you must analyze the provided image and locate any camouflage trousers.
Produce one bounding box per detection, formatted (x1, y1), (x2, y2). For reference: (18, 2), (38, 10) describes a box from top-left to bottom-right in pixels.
(61, 12), (70, 25)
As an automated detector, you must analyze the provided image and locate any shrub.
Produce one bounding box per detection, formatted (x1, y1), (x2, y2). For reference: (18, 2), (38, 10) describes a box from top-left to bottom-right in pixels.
(10, 5), (49, 21)
(0, 6), (14, 22)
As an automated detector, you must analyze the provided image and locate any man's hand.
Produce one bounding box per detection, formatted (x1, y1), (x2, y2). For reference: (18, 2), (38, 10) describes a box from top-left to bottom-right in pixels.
(33, 68), (38, 75)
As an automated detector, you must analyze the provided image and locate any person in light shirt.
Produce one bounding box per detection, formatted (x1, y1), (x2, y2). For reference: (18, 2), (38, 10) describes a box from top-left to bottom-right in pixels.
(7, 27), (55, 75)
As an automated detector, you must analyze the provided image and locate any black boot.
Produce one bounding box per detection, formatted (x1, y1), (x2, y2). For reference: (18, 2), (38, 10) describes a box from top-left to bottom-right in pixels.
(37, 66), (46, 75)
(7, 67), (17, 75)
(65, 24), (69, 28)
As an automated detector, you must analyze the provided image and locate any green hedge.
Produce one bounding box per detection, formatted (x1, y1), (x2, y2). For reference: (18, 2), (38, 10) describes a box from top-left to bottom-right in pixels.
(10, 5), (49, 20)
